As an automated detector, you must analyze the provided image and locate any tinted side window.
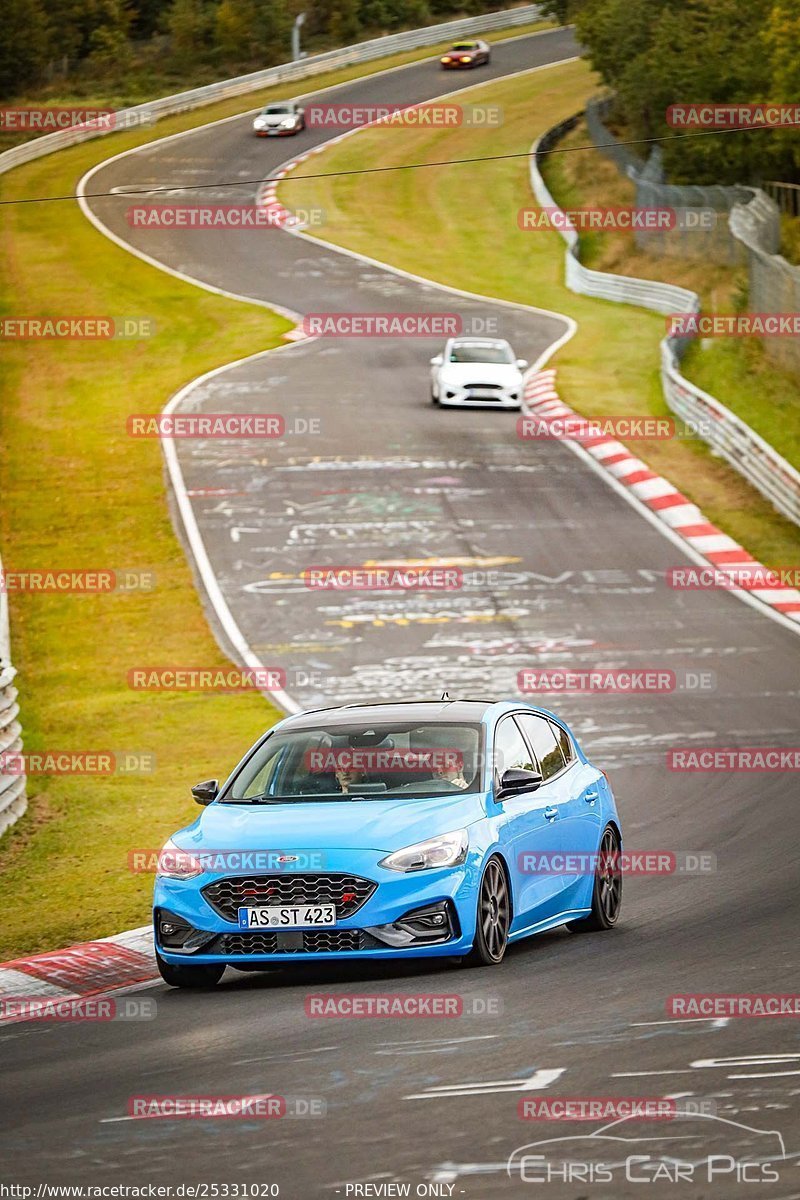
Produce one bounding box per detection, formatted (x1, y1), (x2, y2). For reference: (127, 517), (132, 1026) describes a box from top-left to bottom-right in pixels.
(516, 714), (564, 781)
(549, 720), (573, 765)
(493, 717), (536, 782)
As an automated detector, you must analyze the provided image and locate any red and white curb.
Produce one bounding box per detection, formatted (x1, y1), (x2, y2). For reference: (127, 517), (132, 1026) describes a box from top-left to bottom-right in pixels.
(0, 926), (157, 1022)
(525, 369), (800, 624)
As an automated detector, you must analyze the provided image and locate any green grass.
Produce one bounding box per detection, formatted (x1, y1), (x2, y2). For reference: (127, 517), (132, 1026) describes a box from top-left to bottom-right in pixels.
(682, 336), (800, 470)
(279, 59), (800, 568)
(541, 118), (800, 477)
(0, 30), (570, 958)
(780, 213), (800, 266)
(0, 143), (293, 959)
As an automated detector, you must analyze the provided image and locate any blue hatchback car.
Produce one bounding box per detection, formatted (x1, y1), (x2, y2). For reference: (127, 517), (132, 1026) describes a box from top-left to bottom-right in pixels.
(153, 699), (622, 987)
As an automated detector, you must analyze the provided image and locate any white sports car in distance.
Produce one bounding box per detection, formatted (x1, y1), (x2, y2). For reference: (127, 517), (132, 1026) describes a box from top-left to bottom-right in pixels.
(253, 102), (306, 137)
(430, 337), (528, 409)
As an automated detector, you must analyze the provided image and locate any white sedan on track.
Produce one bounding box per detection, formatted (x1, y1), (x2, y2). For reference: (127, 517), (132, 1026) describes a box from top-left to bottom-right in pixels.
(430, 337), (528, 409)
(252, 102), (306, 136)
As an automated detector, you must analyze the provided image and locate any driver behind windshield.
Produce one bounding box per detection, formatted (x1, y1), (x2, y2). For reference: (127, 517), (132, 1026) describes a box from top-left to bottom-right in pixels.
(430, 755), (469, 790)
(334, 765), (366, 793)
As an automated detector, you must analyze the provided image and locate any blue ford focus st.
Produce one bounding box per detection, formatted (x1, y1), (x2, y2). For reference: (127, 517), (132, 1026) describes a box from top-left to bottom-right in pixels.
(153, 699), (622, 987)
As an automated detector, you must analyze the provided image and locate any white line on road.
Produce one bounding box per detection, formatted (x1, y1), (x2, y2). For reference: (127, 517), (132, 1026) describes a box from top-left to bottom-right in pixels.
(405, 1067), (564, 1100)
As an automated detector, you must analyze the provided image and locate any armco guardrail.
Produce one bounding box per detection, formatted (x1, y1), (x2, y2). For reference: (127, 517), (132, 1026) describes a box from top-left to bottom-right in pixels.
(530, 119), (800, 529)
(0, 579), (26, 838)
(531, 118), (698, 317)
(0, 5), (542, 176)
(660, 344), (800, 526)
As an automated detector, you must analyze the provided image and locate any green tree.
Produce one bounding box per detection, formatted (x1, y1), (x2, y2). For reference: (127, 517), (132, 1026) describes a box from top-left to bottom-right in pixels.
(215, 0), (255, 63)
(763, 2), (800, 173)
(329, 0), (361, 43)
(0, 0), (49, 96)
(164, 0), (214, 66)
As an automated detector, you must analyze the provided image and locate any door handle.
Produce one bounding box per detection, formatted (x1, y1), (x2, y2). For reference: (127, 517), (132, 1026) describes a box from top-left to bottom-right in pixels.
(584, 791), (598, 804)
(544, 806), (558, 821)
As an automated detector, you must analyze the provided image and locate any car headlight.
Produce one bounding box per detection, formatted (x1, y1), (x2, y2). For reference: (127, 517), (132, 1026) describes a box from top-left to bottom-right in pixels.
(379, 829), (468, 873)
(157, 837), (203, 880)
(253, 118), (267, 129)
(280, 117), (297, 128)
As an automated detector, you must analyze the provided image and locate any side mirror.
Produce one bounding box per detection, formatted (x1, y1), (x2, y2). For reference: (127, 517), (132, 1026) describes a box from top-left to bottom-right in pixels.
(192, 779), (219, 806)
(430, 355), (443, 365)
(516, 358), (528, 369)
(497, 767), (542, 800)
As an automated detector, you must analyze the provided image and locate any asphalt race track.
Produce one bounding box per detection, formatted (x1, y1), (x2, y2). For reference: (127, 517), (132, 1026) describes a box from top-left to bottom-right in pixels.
(2, 27), (799, 1198)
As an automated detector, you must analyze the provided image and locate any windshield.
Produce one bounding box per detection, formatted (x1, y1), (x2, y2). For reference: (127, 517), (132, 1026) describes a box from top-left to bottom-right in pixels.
(262, 105), (292, 115)
(449, 342), (513, 364)
(225, 722), (483, 802)
(452, 43), (477, 50)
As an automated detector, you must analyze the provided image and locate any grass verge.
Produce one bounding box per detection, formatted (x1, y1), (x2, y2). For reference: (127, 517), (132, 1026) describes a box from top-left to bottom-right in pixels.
(0, 27), (568, 957)
(541, 117), (800, 474)
(278, 59), (800, 567)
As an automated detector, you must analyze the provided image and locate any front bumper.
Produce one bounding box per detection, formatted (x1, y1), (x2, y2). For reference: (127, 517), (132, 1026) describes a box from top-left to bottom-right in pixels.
(154, 857), (477, 965)
(253, 125), (301, 137)
(439, 386), (521, 409)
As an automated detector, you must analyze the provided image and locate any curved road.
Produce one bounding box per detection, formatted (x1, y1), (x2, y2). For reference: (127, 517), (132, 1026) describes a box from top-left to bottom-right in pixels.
(2, 28), (799, 1198)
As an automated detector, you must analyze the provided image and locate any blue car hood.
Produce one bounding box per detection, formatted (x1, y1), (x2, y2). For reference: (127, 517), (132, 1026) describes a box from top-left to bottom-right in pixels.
(184, 791), (486, 853)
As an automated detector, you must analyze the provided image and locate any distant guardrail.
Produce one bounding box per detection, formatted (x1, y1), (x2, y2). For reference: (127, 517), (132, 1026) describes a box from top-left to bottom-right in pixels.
(529, 119), (800, 529)
(0, 5), (543, 177)
(0, 577), (25, 837)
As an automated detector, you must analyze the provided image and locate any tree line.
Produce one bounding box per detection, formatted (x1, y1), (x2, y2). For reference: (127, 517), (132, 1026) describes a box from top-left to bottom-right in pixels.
(543, 0), (800, 183)
(0, 0), (500, 100)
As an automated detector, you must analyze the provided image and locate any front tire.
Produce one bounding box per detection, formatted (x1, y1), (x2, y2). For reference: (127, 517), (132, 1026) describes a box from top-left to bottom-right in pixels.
(156, 950), (225, 989)
(430, 386), (439, 405)
(464, 857), (511, 966)
(567, 824), (622, 932)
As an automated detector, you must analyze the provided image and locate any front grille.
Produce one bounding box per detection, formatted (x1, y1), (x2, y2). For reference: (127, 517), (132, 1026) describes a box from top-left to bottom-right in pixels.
(466, 382), (502, 389)
(201, 873), (377, 922)
(215, 929), (368, 955)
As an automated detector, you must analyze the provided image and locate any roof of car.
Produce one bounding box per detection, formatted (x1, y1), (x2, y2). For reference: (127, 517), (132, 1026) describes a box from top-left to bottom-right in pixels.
(282, 700), (494, 729)
(450, 336), (509, 346)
